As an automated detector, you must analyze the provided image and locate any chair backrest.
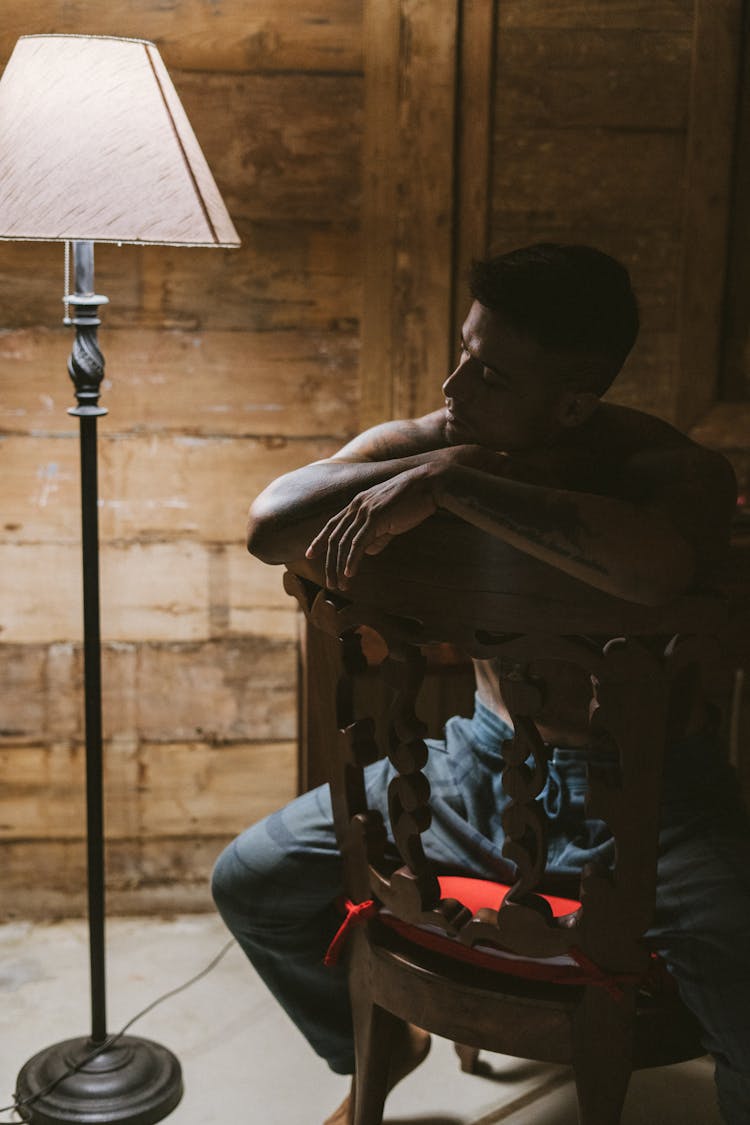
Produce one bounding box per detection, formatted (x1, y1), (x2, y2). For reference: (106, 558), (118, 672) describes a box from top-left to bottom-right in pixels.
(285, 516), (726, 979)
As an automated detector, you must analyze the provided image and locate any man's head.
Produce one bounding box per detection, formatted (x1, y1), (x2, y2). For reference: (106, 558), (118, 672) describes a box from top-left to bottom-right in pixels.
(443, 243), (639, 451)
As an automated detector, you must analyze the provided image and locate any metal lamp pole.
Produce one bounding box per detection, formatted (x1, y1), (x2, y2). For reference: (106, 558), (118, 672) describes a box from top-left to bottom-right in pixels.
(15, 241), (183, 1125)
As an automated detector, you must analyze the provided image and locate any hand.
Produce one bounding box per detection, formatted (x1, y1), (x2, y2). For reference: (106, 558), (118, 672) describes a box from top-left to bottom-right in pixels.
(305, 465), (439, 590)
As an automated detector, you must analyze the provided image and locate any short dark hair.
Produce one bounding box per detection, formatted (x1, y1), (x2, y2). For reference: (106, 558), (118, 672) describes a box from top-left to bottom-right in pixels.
(469, 243), (639, 393)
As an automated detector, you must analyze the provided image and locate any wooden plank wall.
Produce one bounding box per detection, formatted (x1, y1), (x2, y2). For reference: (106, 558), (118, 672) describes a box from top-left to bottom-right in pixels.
(1, 1), (746, 917)
(488, 0), (743, 430)
(364, 0), (746, 436)
(721, 3), (750, 403)
(0, 1), (363, 917)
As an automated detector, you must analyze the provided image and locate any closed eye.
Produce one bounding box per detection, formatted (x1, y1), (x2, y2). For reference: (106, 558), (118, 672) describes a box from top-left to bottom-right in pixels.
(482, 367), (507, 387)
(459, 337), (509, 387)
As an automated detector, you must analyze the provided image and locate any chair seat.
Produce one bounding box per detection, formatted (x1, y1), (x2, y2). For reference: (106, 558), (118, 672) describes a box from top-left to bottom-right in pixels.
(380, 875), (584, 979)
(373, 876), (674, 996)
(361, 923), (705, 1072)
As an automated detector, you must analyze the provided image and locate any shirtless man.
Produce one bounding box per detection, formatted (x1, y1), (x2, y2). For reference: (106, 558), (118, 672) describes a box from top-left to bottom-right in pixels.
(212, 244), (748, 1123)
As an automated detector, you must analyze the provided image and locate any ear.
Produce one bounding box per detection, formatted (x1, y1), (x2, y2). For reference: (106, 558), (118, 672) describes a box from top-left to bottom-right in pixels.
(557, 390), (599, 429)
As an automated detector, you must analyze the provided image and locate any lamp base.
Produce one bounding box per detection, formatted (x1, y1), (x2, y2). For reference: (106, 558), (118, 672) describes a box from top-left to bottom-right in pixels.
(15, 1036), (183, 1125)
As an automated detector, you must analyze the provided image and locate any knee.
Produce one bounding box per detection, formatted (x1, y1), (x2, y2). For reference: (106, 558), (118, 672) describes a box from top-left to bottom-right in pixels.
(210, 839), (239, 915)
(210, 828), (274, 927)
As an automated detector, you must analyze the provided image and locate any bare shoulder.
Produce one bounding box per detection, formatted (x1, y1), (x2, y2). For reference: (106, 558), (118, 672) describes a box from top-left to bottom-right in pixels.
(329, 409), (448, 463)
(595, 404), (737, 581)
(597, 403), (736, 499)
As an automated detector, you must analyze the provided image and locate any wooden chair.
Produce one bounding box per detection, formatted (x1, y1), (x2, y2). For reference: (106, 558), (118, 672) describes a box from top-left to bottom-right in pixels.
(284, 516), (724, 1125)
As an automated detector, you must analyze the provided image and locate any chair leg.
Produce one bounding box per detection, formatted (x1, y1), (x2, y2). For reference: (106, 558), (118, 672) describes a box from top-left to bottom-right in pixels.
(350, 996), (404, 1125)
(572, 986), (635, 1125)
(454, 1043), (481, 1073)
(348, 942), (404, 1125)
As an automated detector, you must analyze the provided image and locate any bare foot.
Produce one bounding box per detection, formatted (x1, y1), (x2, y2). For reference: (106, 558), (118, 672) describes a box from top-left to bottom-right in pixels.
(324, 1023), (431, 1125)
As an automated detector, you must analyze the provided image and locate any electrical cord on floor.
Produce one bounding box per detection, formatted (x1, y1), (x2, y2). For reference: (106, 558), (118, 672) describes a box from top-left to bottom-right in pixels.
(0, 937), (235, 1123)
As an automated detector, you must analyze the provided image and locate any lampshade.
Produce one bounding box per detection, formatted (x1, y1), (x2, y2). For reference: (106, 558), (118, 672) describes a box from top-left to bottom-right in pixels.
(0, 34), (240, 247)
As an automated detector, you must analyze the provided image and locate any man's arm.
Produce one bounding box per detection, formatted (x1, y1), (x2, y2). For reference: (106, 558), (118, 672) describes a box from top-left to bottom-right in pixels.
(307, 443), (736, 606)
(246, 410), (507, 563)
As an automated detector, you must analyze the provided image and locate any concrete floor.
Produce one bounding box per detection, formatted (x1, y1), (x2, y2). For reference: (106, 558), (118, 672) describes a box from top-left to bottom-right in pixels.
(0, 914), (723, 1125)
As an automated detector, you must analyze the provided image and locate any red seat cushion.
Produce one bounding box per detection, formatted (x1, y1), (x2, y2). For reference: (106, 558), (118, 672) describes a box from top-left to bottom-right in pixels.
(378, 875), (588, 983)
(438, 874), (580, 919)
(326, 876), (672, 998)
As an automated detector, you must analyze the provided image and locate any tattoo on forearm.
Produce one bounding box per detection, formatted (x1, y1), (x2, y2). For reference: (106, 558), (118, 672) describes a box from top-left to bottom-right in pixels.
(370, 420), (429, 460)
(457, 491), (610, 577)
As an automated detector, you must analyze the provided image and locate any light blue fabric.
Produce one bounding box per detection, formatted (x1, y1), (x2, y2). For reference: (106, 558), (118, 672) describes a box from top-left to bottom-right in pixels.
(211, 697), (750, 1121)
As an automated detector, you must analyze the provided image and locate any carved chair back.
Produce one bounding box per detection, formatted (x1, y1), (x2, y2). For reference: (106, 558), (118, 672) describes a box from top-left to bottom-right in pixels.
(284, 522), (724, 1122)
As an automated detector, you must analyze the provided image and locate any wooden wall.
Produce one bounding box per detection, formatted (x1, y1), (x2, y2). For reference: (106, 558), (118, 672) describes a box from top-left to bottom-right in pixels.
(1, 0), (747, 917)
(0, 2), (363, 917)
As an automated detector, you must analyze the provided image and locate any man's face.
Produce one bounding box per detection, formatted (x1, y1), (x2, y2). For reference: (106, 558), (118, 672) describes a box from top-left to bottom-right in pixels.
(442, 301), (580, 452)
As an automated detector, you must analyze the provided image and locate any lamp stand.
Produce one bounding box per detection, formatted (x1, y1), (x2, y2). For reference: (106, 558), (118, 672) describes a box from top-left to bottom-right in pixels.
(15, 242), (183, 1125)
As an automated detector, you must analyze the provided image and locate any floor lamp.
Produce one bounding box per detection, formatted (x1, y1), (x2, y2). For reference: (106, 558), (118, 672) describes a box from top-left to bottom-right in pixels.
(0, 35), (240, 1124)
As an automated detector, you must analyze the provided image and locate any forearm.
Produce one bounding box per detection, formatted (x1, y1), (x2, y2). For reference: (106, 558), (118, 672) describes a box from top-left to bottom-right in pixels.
(434, 465), (695, 605)
(247, 457), (422, 563)
(247, 445), (504, 564)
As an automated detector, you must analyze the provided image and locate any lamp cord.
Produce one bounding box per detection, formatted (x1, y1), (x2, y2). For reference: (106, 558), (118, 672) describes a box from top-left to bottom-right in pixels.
(0, 937), (235, 1122)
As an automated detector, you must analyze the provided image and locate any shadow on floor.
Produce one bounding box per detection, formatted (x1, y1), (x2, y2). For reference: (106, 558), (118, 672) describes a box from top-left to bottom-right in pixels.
(463, 1056), (560, 1084)
(385, 1118), (463, 1125)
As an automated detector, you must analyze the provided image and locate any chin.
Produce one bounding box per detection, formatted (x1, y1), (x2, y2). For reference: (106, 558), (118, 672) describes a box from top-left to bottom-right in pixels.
(444, 417), (462, 443)
(445, 414), (474, 444)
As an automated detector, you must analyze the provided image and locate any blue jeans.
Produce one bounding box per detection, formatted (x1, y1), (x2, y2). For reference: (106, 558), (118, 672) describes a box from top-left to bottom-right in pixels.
(211, 699), (750, 1122)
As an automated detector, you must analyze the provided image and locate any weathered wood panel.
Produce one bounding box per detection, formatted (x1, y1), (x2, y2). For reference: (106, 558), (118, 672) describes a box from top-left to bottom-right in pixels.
(493, 29), (691, 130)
(0, 741), (138, 840)
(0, 222), (361, 332)
(392, 0), (458, 420)
(676, 0), (744, 429)
(498, 1), (693, 30)
(492, 131), (684, 232)
(721, 16), (750, 399)
(139, 740), (296, 835)
(226, 552), (298, 639)
(176, 71), (361, 224)
(0, 0), (363, 74)
(134, 222), (361, 333)
(361, 0), (457, 425)
(0, 739), (294, 840)
(0, 645), (48, 742)
(453, 0), (496, 354)
(0, 434), (338, 544)
(0, 541), (286, 643)
(134, 642), (295, 744)
(490, 104), (685, 421)
(0, 1), (363, 918)
(0, 330), (358, 437)
(360, 0), (400, 428)
(1, 838), (229, 919)
(488, 5), (702, 427)
(0, 637), (297, 748)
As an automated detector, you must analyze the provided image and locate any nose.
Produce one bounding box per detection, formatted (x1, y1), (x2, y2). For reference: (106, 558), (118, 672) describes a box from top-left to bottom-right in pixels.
(442, 352), (477, 399)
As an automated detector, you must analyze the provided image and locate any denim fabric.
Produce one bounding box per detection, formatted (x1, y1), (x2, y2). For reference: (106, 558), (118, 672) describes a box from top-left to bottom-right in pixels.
(211, 697), (750, 1121)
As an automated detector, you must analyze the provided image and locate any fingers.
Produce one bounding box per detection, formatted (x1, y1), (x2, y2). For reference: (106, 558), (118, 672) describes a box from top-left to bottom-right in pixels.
(342, 513), (383, 581)
(332, 502), (376, 589)
(305, 513), (338, 559)
(305, 502), (364, 590)
(306, 475), (415, 589)
(306, 498), (384, 590)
